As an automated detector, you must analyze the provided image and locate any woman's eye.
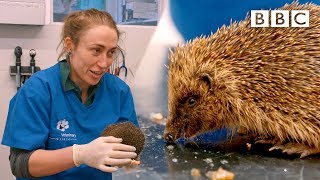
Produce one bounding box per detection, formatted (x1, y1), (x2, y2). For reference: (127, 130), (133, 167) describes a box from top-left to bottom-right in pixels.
(107, 50), (115, 57)
(108, 49), (119, 59)
(92, 48), (100, 55)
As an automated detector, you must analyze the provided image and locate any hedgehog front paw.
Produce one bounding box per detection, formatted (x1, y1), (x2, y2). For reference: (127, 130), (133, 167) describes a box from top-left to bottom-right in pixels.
(255, 137), (281, 145)
(269, 143), (320, 158)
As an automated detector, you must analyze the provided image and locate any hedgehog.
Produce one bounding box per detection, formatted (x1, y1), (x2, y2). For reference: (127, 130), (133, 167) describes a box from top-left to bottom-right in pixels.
(101, 122), (145, 158)
(163, 2), (320, 158)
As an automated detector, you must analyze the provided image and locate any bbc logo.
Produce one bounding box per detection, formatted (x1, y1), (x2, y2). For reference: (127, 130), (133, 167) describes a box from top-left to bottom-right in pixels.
(251, 10), (309, 27)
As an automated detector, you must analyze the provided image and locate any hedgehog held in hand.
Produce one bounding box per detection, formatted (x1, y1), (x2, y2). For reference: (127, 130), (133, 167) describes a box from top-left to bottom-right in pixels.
(101, 122), (145, 156)
(163, 2), (320, 158)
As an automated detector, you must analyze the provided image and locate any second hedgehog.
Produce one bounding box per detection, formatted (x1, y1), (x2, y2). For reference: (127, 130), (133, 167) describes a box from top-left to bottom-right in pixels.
(163, 2), (320, 158)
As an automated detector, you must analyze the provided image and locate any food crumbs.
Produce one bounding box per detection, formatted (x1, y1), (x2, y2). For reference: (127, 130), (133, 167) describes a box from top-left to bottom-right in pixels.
(205, 167), (234, 180)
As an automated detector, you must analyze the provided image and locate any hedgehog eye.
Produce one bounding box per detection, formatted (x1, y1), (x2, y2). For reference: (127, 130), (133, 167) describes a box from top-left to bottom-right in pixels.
(188, 97), (197, 107)
(179, 95), (199, 106)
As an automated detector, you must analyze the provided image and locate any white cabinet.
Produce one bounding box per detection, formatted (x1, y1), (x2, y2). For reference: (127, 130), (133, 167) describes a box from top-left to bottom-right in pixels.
(0, 0), (46, 25)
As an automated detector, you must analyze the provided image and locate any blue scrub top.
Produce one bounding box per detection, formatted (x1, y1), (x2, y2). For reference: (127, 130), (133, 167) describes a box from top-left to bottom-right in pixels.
(169, 0), (319, 144)
(2, 62), (138, 180)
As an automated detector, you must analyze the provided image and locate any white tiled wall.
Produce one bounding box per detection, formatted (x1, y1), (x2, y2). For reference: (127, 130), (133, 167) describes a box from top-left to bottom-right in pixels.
(0, 23), (155, 179)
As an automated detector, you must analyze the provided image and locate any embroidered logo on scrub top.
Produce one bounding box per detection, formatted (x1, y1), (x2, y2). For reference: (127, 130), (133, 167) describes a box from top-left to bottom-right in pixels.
(56, 119), (69, 132)
(49, 119), (77, 143)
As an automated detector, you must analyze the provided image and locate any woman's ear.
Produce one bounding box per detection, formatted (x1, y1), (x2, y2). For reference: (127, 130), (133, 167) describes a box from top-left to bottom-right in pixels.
(64, 37), (73, 51)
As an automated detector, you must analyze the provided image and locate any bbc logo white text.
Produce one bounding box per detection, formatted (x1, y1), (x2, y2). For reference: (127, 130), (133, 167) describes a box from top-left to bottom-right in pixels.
(251, 10), (309, 27)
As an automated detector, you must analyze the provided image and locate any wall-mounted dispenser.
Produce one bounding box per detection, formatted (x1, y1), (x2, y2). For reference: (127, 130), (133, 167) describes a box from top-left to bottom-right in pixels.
(0, 0), (46, 25)
(10, 46), (41, 90)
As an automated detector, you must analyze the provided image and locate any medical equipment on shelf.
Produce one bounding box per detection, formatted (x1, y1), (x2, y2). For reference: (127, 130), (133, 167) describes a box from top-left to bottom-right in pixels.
(29, 49), (36, 74)
(14, 46), (22, 90)
(10, 46), (41, 90)
(109, 47), (128, 78)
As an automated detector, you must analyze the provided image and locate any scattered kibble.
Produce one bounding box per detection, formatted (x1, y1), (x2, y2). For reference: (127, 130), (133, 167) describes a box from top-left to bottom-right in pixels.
(205, 167), (234, 180)
(220, 160), (228, 164)
(204, 158), (213, 164)
(150, 112), (163, 120)
(156, 134), (162, 139)
(246, 143), (252, 151)
(148, 112), (167, 125)
(167, 145), (174, 150)
(191, 168), (201, 177)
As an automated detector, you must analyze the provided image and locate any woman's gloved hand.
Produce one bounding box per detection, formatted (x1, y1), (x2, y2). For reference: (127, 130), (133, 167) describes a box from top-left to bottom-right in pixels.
(72, 136), (137, 172)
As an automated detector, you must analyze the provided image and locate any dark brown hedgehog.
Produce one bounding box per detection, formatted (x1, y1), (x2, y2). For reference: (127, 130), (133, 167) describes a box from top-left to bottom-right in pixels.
(101, 122), (145, 156)
(163, 2), (320, 158)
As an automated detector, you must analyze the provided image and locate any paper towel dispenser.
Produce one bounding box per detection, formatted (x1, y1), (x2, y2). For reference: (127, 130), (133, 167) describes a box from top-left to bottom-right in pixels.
(0, 0), (46, 25)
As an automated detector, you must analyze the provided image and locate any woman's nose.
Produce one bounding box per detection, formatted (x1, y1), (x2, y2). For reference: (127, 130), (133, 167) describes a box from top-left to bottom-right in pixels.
(97, 56), (113, 68)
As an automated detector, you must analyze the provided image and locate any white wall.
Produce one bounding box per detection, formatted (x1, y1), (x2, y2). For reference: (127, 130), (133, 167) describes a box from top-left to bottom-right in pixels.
(0, 23), (155, 179)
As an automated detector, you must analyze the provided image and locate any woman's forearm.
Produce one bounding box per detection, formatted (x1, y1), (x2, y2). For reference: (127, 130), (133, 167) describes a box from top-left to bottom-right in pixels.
(29, 146), (75, 177)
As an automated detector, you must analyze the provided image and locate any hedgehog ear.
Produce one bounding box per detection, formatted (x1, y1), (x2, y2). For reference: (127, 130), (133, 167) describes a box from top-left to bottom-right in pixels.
(199, 73), (213, 90)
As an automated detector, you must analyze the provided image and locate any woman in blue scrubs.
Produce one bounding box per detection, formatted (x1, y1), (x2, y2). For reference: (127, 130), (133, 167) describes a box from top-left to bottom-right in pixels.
(2, 9), (138, 180)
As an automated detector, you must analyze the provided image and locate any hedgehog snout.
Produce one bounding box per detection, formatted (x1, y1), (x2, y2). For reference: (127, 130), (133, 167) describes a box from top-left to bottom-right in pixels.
(163, 131), (175, 143)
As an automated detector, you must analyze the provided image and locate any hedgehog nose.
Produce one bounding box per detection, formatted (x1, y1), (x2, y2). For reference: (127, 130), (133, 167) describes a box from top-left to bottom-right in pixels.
(164, 132), (174, 143)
